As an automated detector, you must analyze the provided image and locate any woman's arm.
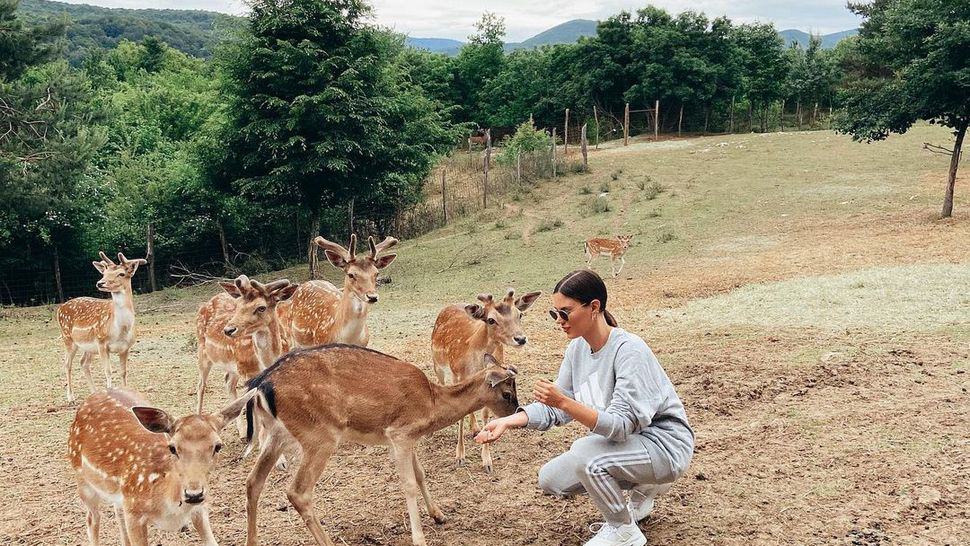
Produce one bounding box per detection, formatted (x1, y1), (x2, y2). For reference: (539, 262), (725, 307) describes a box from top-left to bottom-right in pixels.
(533, 379), (598, 429)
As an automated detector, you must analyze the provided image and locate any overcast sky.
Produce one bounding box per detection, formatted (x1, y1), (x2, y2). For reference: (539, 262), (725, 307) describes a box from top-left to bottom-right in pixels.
(56, 1), (862, 42)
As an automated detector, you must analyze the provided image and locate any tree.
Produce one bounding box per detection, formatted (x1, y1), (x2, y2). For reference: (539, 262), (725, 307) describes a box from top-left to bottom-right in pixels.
(733, 23), (789, 131)
(453, 12), (506, 126)
(835, 0), (969, 217)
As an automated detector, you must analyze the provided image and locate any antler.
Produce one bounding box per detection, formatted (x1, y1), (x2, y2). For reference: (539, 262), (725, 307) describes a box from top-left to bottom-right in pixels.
(477, 293), (494, 304)
(234, 274), (253, 293)
(314, 236), (350, 260)
(369, 235), (398, 258)
(98, 251), (116, 266)
(503, 288), (515, 304)
(347, 234), (357, 262)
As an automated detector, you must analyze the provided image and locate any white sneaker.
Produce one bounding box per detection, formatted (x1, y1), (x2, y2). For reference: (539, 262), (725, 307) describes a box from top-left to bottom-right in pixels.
(583, 521), (647, 546)
(628, 483), (671, 522)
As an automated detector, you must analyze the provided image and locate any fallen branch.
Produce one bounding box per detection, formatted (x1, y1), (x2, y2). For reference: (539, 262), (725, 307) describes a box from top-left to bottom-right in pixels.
(923, 142), (954, 156)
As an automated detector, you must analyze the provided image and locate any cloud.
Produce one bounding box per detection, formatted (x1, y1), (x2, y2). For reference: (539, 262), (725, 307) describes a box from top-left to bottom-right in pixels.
(56, 0), (862, 42)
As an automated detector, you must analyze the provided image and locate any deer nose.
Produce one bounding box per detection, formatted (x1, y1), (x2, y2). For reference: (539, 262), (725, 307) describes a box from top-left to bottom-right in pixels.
(223, 326), (238, 337)
(96, 280), (106, 288)
(514, 336), (527, 346)
(184, 488), (205, 504)
(366, 294), (379, 304)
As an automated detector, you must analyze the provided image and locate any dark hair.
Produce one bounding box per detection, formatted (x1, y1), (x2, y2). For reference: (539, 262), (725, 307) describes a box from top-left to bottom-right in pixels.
(553, 269), (618, 327)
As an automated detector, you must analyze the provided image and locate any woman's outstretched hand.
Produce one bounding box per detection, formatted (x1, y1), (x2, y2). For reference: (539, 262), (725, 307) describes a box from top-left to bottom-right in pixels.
(475, 418), (509, 444)
(534, 379), (569, 409)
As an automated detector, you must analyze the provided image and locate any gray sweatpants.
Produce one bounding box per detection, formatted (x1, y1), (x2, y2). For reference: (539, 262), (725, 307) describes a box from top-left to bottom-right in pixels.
(538, 433), (676, 525)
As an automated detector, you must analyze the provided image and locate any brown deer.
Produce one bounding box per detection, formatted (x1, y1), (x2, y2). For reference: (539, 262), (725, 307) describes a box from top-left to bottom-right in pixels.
(68, 387), (254, 546)
(431, 288), (541, 472)
(584, 234), (634, 277)
(58, 251), (147, 402)
(195, 275), (296, 439)
(242, 345), (519, 546)
(277, 234), (397, 348)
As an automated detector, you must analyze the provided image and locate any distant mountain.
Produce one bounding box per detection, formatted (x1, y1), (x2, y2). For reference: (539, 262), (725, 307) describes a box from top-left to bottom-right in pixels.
(778, 28), (858, 49)
(509, 19), (598, 50)
(405, 37), (464, 56)
(17, 0), (243, 63)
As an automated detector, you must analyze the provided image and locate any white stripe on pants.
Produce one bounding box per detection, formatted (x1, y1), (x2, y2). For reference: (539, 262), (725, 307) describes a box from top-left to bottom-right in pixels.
(538, 434), (667, 525)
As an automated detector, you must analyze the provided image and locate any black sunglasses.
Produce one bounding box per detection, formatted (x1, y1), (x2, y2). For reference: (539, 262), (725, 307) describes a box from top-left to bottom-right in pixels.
(549, 302), (589, 322)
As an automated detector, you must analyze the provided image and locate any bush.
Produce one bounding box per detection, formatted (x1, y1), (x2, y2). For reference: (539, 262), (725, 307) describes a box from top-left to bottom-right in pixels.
(579, 185), (592, 195)
(500, 120), (553, 165)
(657, 231), (676, 243)
(642, 180), (666, 200)
(534, 218), (563, 233)
(599, 181), (611, 193)
(580, 195), (611, 216)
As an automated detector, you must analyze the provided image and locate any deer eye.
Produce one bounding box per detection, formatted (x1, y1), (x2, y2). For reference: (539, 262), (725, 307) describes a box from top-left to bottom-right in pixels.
(348, 273), (356, 280)
(487, 318), (497, 325)
(255, 306), (267, 314)
(169, 445), (178, 457)
(118, 272), (126, 277)
(502, 392), (513, 401)
(214, 443), (223, 454)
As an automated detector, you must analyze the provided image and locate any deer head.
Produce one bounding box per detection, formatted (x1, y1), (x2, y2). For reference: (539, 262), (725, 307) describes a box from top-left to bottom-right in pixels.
(464, 289), (542, 347)
(92, 251), (147, 293)
(314, 234), (397, 304)
(482, 353), (519, 417)
(130, 390), (254, 505)
(615, 234), (634, 249)
(220, 275), (297, 338)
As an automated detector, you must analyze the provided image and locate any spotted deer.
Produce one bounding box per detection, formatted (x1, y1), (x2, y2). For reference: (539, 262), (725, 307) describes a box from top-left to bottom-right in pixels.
(584, 235), (634, 277)
(195, 275), (296, 439)
(68, 387), (254, 546)
(431, 288), (541, 472)
(276, 234), (397, 348)
(242, 345), (519, 546)
(58, 252), (147, 402)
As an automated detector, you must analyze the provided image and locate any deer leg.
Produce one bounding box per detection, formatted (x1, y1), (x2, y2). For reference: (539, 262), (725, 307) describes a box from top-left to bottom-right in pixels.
(118, 350), (130, 388)
(411, 452), (445, 524)
(455, 413), (466, 466)
(64, 345), (79, 402)
(81, 352), (96, 394)
(245, 433), (284, 546)
(481, 407), (494, 473)
(123, 511), (148, 546)
(196, 356), (212, 414)
(468, 410), (481, 435)
(98, 343), (112, 390)
(224, 371), (245, 439)
(287, 442), (338, 546)
(114, 506), (130, 546)
(616, 256), (626, 276)
(78, 482), (101, 546)
(190, 507), (218, 546)
(391, 442), (429, 546)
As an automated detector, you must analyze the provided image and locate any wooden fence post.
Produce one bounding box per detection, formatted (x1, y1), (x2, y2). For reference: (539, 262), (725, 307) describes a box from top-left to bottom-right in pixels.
(654, 100), (660, 140)
(441, 169), (447, 224)
(483, 129), (491, 208)
(812, 102), (819, 127)
(678, 104), (684, 137)
(624, 103), (630, 146)
(146, 222), (157, 292)
(516, 152), (522, 185)
(581, 123), (589, 172)
(593, 105), (600, 149)
(780, 99), (785, 132)
(796, 101), (802, 130)
(53, 246), (64, 303)
(564, 108), (570, 156)
(730, 96), (735, 133)
(552, 127), (557, 177)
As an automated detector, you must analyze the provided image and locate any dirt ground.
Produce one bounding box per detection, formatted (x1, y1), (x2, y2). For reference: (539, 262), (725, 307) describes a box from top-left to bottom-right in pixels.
(1, 126), (968, 545)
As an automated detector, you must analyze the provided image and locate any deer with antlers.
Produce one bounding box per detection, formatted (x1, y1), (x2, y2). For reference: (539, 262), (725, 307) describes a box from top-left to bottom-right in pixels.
(195, 275), (296, 439)
(68, 387), (254, 546)
(58, 252), (148, 402)
(431, 288), (541, 473)
(584, 234), (634, 278)
(277, 234), (397, 349)
(242, 345), (519, 546)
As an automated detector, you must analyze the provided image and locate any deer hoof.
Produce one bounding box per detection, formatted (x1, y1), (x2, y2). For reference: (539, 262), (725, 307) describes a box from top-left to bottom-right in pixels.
(275, 455), (288, 471)
(483, 463), (493, 474)
(454, 457), (466, 467)
(431, 508), (447, 524)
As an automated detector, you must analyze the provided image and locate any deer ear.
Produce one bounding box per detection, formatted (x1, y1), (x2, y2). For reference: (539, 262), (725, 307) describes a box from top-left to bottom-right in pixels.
(207, 389), (257, 431)
(515, 291), (542, 312)
(220, 282), (242, 298)
(324, 249), (348, 269)
(482, 353), (500, 366)
(464, 303), (486, 320)
(485, 369), (514, 388)
(271, 283), (298, 302)
(132, 407), (174, 434)
(92, 261), (107, 273)
(374, 253), (396, 269)
(126, 258), (147, 273)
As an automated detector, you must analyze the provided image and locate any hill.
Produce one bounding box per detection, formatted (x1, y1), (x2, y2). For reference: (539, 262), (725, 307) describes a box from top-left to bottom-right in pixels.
(508, 19), (598, 50)
(778, 28), (859, 49)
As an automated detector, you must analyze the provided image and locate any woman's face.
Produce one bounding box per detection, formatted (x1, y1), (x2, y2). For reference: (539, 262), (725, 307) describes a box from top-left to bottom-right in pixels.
(551, 292), (596, 340)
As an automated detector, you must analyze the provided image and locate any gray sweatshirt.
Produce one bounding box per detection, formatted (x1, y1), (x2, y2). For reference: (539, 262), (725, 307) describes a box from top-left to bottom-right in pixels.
(521, 327), (694, 481)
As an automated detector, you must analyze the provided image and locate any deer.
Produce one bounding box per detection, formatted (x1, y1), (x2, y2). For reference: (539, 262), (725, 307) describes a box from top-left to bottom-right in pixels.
(431, 288), (541, 473)
(276, 234), (397, 349)
(68, 387), (255, 546)
(58, 251), (147, 402)
(242, 345), (519, 546)
(584, 234), (634, 277)
(196, 275), (296, 440)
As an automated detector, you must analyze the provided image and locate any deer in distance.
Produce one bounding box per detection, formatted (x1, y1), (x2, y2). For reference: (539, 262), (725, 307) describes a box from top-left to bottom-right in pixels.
(584, 234), (634, 277)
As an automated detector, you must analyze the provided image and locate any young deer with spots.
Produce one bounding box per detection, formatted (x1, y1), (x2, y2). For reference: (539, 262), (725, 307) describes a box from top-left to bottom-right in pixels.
(276, 234), (397, 349)
(195, 275), (296, 438)
(431, 289), (541, 472)
(68, 388), (254, 546)
(584, 234), (634, 277)
(58, 252), (147, 402)
(242, 345), (520, 546)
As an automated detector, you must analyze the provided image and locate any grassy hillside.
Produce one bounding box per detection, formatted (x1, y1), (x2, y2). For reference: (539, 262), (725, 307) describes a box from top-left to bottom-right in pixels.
(2, 125), (968, 544)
